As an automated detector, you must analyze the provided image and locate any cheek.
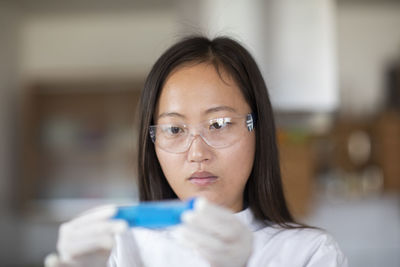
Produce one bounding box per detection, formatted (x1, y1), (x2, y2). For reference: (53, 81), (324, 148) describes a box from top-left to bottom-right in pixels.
(155, 148), (183, 184)
(219, 133), (256, 185)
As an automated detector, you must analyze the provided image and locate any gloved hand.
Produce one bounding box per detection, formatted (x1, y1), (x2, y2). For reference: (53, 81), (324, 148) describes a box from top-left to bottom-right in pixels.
(178, 198), (253, 267)
(44, 205), (128, 267)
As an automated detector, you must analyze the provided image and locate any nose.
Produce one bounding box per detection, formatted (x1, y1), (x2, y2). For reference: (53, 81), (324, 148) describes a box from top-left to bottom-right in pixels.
(187, 134), (212, 163)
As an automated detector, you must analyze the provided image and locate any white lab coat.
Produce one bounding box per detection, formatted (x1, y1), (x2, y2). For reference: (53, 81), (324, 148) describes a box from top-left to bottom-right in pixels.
(108, 208), (348, 267)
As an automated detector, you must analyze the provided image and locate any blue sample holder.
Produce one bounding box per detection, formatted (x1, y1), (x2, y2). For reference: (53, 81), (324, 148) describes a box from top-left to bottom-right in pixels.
(112, 198), (196, 228)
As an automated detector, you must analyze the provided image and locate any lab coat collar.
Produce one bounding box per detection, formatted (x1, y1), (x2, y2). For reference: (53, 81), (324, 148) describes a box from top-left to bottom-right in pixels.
(234, 208), (267, 232)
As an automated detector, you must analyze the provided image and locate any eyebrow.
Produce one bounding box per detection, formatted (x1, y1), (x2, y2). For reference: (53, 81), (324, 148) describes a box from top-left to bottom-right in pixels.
(205, 106), (237, 114)
(158, 112), (186, 119)
(157, 106), (237, 119)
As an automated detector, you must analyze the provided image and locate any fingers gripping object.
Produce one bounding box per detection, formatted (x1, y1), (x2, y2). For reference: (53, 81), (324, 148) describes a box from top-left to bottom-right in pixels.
(44, 199), (247, 267)
(45, 205), (129, 267)
(44, 199), (196, 267)
(179, 198), (253, 267)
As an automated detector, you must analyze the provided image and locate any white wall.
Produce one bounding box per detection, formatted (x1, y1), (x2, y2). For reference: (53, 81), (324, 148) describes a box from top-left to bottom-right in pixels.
(20, 0), (399, 117)
(20, 9), (178, 80)
(266, 0), (338, 112)
(337, 2), (400, 117)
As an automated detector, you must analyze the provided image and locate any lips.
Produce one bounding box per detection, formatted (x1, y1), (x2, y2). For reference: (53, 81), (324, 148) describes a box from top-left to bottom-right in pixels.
(189, 171), (218, 186)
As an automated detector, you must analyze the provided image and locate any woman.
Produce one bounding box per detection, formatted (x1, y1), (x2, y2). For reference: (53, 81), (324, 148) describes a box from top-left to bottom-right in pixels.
(45, 36), (347, 267)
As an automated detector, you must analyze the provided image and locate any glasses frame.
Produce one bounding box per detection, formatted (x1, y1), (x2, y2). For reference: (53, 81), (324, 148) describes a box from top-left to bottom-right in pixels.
(149, 113), (255, 153)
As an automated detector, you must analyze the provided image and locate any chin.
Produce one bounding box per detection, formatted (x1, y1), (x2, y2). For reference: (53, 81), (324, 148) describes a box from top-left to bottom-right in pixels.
(198, 192), (225, 206)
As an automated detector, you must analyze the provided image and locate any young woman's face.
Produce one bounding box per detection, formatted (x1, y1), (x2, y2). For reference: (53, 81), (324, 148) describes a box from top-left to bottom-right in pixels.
(154, 63), (256, 212)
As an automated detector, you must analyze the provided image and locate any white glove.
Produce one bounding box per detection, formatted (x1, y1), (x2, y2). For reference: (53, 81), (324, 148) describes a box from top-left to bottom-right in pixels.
(178, 198), (253, 267)
(44, 205), (128, 267)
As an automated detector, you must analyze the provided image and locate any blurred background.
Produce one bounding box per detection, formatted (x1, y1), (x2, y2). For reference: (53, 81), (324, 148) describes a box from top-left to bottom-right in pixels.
(0, 0), (400, 266)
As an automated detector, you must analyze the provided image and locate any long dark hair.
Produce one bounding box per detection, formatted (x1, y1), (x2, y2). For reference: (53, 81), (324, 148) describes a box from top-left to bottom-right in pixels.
(137, 36), (297, 227)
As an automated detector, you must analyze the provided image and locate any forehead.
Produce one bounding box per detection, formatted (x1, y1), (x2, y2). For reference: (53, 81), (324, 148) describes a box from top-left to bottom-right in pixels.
(155, 63), (250, 120)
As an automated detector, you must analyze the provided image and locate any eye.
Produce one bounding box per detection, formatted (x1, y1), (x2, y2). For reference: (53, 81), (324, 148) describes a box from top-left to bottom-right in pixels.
(163, 125), (184, 136)
(210, 122), (223, 130)
(209, 118), (232, 130)
(169, 126), (182, 134)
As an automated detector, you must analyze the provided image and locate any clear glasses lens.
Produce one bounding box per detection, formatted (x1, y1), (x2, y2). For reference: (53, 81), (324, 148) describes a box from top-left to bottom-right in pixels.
(149, 113), (254, 153)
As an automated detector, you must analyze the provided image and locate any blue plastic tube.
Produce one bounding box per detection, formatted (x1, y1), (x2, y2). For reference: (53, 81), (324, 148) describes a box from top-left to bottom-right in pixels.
(112, 198), (196, 228)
